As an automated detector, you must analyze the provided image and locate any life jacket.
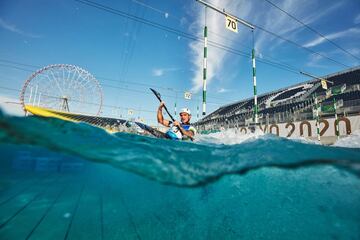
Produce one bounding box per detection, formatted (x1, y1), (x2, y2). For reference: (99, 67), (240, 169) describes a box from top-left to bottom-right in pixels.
(165, 122), (196, 141)
(180, 124), (196, 141)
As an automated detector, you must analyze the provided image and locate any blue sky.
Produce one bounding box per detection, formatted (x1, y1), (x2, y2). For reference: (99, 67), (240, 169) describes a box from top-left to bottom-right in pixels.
(0, 0), (359, 125)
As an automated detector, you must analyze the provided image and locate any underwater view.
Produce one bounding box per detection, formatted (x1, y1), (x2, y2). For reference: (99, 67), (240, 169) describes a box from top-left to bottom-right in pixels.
(2, 0), (360, 239)
(1, 111), (360, 239)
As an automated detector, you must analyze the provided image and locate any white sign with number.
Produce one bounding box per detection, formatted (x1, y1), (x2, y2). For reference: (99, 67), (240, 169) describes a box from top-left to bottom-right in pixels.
(225, 15), (238, 33)
(321, 79), (328, 90)
(184, 92), (192, 100)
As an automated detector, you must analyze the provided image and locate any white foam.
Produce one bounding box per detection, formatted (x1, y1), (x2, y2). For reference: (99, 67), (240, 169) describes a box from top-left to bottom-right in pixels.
(333, 130), (360, 148)
(0, 96), (24, 116)
(288, 136), (321, 145)
(197, 128), (360, 148)
(196, 128), (265, 145)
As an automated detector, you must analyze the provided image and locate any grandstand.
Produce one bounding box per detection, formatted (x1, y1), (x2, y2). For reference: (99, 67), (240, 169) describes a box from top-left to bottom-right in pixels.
(195, 67), (360, 131)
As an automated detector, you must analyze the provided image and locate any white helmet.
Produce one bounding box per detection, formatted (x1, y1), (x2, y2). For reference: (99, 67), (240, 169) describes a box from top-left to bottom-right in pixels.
(180, 108), (191, 115)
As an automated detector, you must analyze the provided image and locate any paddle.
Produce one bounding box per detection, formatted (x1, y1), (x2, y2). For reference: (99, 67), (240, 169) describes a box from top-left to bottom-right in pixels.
(150, 88), (176, 122)
(150, 88), (194, 141)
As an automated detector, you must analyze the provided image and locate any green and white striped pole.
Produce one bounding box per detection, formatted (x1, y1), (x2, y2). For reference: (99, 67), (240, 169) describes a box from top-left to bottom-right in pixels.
(174, 91), (178, 116)
(314, 94), (320, 141)
(174, 102), (177, 116)
(252, 31), (258, 125)
(196, 0), (255, 118)
(202, 7), (208, 116)
(334, 98), (339, 139)
(197, 105), (199, 120)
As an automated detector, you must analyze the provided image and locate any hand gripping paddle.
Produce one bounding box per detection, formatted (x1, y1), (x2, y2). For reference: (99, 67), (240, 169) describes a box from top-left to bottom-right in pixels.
(150, 88), (176, 122)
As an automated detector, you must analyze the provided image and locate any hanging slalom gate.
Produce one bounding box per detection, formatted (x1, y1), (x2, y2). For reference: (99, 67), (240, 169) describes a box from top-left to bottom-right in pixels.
(196, 0), (257, 124)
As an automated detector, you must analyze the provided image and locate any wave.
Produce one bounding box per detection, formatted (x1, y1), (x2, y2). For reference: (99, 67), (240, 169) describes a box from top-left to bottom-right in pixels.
(334, 130), (360, 148)
(1, 110), (360, 186)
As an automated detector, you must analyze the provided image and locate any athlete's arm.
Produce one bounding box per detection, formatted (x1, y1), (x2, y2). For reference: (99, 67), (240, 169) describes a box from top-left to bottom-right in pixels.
(157, 102), (170, 127)
(173, 121), (195, 138)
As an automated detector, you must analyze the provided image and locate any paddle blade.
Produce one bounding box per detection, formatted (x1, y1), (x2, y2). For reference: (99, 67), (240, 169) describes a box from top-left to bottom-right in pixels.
(150, 88), (162, 102)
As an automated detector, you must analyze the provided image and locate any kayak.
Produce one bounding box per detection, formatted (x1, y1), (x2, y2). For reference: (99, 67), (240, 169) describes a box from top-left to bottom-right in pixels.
(24, 105), (167, 138)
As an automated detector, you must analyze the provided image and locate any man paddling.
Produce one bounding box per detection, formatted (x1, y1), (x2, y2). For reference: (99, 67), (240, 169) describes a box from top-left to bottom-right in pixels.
(157, 102), (196, 140)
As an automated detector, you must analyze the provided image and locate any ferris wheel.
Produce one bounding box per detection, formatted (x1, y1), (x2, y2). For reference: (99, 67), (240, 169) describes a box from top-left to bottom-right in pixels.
(20, 64), (103, 116)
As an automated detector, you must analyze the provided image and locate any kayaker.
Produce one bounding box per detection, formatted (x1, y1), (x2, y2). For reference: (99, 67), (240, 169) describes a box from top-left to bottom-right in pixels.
(157, 101), (196, 140)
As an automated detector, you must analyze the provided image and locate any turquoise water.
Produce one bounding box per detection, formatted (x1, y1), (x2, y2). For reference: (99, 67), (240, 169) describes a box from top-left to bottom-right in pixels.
(1, 111), (360, 239)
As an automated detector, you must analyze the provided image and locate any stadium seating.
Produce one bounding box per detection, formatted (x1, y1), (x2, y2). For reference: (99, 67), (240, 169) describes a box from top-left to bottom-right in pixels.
(313, 69), (360, 94)
(196, 67), (360, 128)
(322, 90), (360, 105)
(272, 86), (305, 101)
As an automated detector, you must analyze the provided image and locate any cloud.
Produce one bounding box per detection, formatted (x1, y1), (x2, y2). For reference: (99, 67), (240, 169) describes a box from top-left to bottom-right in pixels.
(217, 88), (230, 93)
(304, 48), (354, 68)
(349, 48), (360, 56)
(189, 0), (340, 92)
(152, 69), (164, 77)
(305, 54), (326, 68)
(0, 96), (24, 116)
(188, 0), (344, 92)
(152, 67), (178, 77)
(301, 1), (344, 26)
(180, 17), (188, 27)
(303, 28), (360, 48)
(0, 18), (22, 34)
(355, 13), (360, 24)
(254, 1), (344, 52)
(0, 18), (41, 38)
(188, 0), (252, 92)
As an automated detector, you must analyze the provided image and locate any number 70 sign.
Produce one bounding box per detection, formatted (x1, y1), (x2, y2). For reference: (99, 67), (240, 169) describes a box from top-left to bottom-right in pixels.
(225, 15), (238, 33)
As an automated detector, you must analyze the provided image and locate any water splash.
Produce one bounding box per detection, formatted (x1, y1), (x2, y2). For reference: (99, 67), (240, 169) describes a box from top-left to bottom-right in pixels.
(334, 130), (360, 148)
(196, 128), (265, 145)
